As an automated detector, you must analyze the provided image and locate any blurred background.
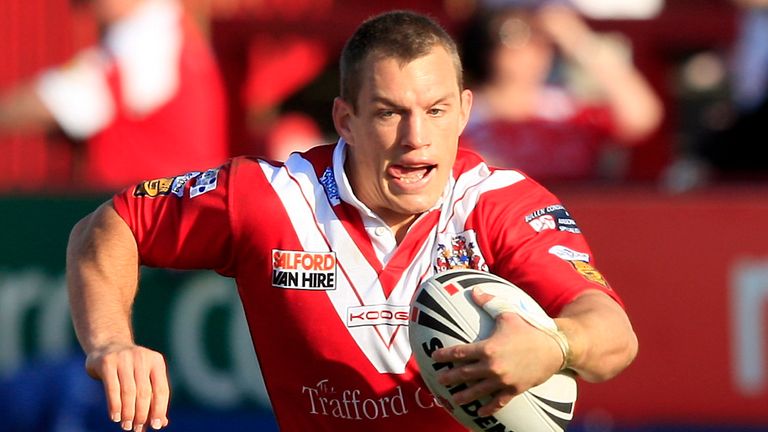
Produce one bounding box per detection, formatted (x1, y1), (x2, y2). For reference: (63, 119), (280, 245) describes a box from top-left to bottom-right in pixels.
(1, 0), (767, 431)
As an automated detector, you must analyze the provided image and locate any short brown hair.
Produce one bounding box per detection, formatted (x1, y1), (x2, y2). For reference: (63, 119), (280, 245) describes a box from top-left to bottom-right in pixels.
(339, 10), (463, 110)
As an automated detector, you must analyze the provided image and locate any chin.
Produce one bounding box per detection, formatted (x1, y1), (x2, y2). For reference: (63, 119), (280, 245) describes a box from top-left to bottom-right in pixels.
(392, 195), (440, 216)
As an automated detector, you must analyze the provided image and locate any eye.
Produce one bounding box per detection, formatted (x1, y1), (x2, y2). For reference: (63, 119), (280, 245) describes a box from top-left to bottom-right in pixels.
(428, 108), (445, 117)
(378, 110), (396, 119)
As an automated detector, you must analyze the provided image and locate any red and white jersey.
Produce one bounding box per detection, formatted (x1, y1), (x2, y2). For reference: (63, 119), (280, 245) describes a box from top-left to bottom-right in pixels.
(113, 139), (622, 431)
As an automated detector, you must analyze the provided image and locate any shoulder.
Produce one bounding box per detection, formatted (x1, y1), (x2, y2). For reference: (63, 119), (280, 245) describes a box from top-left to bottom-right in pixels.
(228, 143), (336, 179)
(451, 149), (561, 214)
(453, 147), (536, 192)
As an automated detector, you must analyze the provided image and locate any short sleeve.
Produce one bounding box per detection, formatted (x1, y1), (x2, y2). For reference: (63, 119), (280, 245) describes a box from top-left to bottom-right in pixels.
(473, 178), (623, 316)
(112, 161), (235, 275)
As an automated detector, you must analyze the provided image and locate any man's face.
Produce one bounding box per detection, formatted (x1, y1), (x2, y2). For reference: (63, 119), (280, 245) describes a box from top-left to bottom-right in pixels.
(333, 46), (472, 226)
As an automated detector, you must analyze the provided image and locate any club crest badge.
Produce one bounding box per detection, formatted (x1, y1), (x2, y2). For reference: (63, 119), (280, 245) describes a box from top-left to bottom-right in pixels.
(434, 230), (488, 272)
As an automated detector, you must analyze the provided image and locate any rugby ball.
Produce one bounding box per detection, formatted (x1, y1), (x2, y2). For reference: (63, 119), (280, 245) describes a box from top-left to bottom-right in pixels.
(409, 269), (577, 432)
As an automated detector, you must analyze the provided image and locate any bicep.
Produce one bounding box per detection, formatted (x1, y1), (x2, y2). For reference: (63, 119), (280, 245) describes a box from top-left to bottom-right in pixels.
(112, 168), (235, 272)
(68, 202), (138, 266)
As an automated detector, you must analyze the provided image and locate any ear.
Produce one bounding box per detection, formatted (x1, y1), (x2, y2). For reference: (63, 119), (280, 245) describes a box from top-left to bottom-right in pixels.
(457, 88), (473, 136)
(332, 97), (355, 145)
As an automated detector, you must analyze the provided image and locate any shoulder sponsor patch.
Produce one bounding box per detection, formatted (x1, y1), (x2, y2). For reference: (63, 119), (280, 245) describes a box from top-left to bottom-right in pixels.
(271, 249), (337, 290)
(548, 245), (590, 262)
(548, 245), (609, 288)
(190, 168), (219, 198)
(133, 171), (202, 198)
(133, 177), (175, 197)
(570, 260), (610, 288)
(170, 171), (200, 197)
(524, 204), (581, 234)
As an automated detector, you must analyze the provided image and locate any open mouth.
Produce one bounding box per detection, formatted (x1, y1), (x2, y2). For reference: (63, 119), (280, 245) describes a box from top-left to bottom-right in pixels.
(388, 164), (437, 184)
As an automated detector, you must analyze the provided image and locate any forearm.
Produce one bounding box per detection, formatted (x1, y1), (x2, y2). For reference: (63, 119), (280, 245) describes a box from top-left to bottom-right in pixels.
(540, 6), (662, 141)
(568, 38), (662, 141)
(554, 290), (638, 382)
(0, 82), (56, 134)
(66, 201), (140, 354)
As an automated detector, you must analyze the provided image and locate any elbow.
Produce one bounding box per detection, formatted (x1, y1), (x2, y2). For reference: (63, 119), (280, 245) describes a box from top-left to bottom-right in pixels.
(67, 212), (94, 260)
(583, 326), (639, 383)
(611, 326), (639, 380)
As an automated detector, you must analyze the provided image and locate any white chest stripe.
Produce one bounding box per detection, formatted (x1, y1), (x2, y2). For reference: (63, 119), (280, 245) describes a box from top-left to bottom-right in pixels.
(439, 165), (526, 234)
(261, 157), (415, 373)
(259, 156), (525, 374)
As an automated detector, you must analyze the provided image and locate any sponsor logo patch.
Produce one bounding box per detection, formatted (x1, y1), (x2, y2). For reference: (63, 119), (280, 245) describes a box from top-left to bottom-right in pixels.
(548, 245), (609, 288)
(570, 260), (609, 288)
(133, 177), (175, 197)
(319, 166), (340, 206)
(170, 171), (201, 197)
(271, 249), (337, 290)
(190, 168), (219, 198)
(346, 304), (410, 328)
(524, 204), (581, 234)
(548, 245), (590, 263)
(434, 230), (488, 272)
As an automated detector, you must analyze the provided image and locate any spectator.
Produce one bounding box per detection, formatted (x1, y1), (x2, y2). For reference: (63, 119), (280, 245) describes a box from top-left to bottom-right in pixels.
(460, 1), (662, 182)
(695, 0), (768, 178)
(0, 0), (227, 190)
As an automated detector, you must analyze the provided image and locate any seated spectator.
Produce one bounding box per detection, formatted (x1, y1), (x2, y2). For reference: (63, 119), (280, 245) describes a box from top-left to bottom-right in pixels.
(459, 1), (662, 182)
(0, 0), (227, 190)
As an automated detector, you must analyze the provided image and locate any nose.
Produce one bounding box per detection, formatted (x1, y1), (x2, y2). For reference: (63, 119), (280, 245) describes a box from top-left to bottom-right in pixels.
(400, 112), (430, 149)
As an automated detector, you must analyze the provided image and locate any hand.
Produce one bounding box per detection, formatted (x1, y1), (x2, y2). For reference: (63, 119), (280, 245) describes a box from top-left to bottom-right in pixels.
(535, 5), (594, 58)
(430, 287), (563, 417)
(85, 343), (170, 431)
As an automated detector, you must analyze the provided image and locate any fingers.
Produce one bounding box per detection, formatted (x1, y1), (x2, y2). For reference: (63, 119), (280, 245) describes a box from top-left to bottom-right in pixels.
(436, 365), (520, 416)
(86, 346), (170, 431)
(430, 307), (548, 414)
(471, 285), (516, 319)
(478, 389), (516, 417)
(437, 358), (484, 386)
(98, 360), (123, 423)
(116, 354), (137, 430)
(133, 354), (152, 431)
(148, 357), (170, 430)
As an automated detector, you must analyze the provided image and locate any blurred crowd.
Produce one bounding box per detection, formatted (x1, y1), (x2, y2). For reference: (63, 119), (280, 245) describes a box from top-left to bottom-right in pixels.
(0, 0), (766, 193)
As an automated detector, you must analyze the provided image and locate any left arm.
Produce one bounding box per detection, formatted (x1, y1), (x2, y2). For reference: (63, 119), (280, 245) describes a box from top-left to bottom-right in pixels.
(555, 289), (638, 382)
(432, 288), (637, 416)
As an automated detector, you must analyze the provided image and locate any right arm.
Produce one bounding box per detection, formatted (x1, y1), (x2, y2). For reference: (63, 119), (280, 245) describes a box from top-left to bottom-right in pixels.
(67, 202), (170, 432)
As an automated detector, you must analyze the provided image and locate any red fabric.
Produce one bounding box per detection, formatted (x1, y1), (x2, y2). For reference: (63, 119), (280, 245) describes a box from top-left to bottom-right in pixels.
(86, 15), (227, 190)
(113, 143), (621, 431)
(242, 35), (327, 110)
(460, 105), (616, 181)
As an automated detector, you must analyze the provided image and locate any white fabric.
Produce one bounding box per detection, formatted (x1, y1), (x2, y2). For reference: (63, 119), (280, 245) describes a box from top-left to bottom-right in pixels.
(34, 0), (182, 138)
(256, 145), (528, 373)
(332, 139), (451, 265)
(35, 49), (114, 139)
